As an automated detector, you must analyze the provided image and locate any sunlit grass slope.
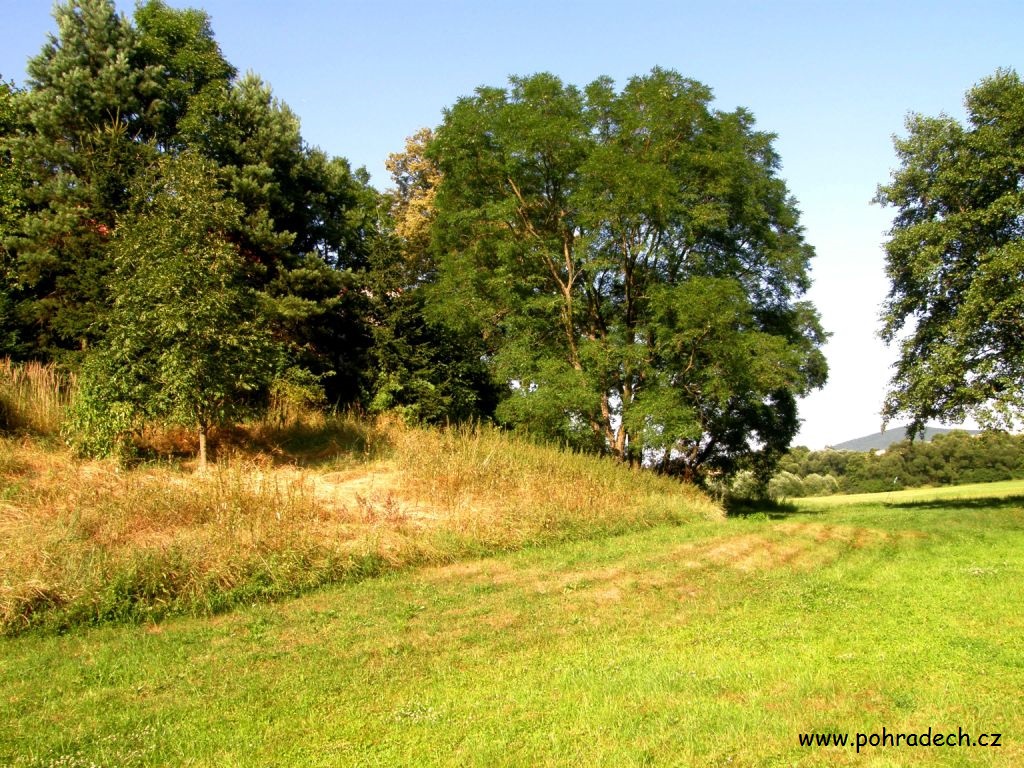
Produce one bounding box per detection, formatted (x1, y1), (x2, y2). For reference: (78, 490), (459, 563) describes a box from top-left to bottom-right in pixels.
(2, 488), (1021, 766)
(0, 417), (718, 635)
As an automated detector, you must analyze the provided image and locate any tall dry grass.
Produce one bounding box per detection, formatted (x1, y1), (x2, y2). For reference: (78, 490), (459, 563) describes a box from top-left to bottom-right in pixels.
(389, 421), (721, 547)
(1, 411), (721, 635)
(0, 444), (379, 634)
(0, 359), (75, 436)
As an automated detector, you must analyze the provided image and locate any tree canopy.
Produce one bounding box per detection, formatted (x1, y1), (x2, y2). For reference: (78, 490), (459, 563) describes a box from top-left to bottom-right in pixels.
(877, 69), (1024, 435)
(2, 0), (376, 402)
(428, 69), (827, 479)
(3, 5), (830, 480)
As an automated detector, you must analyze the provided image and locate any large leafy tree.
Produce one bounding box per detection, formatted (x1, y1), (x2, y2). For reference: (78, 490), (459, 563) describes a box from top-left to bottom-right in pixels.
(70, 153), (277, 468)
(877, 69), (1024, 434)
(363, 129), (499, 423)
(429, 69), (827, 480)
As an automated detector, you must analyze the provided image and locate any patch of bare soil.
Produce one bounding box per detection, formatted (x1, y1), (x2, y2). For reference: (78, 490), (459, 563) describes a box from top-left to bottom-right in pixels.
(280, 463), (448, 527)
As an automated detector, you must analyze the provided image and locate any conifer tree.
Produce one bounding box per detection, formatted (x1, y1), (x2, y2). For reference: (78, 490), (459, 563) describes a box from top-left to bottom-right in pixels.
(0, 79), (25, 356)
(5, 0), (159, 356)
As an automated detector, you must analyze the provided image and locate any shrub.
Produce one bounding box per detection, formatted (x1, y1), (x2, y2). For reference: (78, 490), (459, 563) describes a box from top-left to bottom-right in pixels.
(768, 470), (805, 499)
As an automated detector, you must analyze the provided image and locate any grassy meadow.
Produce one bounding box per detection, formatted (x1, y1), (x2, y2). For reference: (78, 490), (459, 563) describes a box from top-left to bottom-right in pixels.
(791, 478), (1024, 508)
(2, 484), (1022, 765)
(2, 362), (1022, 766)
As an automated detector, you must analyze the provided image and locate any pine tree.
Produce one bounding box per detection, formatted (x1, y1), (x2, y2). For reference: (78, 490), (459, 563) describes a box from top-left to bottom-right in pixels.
(5, 0), (160, 356)
(0, 78), (26, 355)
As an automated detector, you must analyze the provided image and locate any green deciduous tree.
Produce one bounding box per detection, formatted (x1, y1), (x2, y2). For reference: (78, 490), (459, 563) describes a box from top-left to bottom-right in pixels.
(69, 153), (277, 468)
(877, 69), (1024, 435)
(429, 69), (826, 480)
(362, 129), (498, 424)
(134, 0), (236, 148)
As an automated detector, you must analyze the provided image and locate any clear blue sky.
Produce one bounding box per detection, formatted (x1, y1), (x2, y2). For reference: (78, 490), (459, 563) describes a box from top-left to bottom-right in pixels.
(3, 0), (1022, 447)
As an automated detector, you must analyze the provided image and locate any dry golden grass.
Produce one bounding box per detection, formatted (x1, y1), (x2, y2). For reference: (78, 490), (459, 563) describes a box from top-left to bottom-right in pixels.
(0, 358), (74, 436)
(0, 439), (348, 632)
(389, 421), (721, 545)
(0, 417), (720, 634)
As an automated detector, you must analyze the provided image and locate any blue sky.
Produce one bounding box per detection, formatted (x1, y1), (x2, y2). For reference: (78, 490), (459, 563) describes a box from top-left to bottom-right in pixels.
(3, 0), (1022, 447)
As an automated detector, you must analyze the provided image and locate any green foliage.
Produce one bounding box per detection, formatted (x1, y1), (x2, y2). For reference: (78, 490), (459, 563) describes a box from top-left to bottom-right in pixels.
(364, 153), (499, 426)
(63, 357), (139, 457)
(429, 69), (826, 479)
(66, 153), (278, 458)
(877, 69), (1024, 435)
(3, 0), (161, 355)
(176, 72), (378, 404)
(266, 366), (329, 425)
(365, 287), (500, 425)
(4, 1), (378, 414)
(133, 0), (236, 148)
(768, 470), (806, 498)
(727, 469), (763, 500)
(801, 472), (840, 496)
(0, 79), (25, 357)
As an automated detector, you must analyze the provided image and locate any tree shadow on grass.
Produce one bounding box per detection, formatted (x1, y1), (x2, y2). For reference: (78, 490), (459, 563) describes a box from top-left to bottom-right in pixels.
(131, 417), (394, 469)
(884, 495), (1024, 512)
(723, 497), (828, 520)
(237, 419), (393, 468)
(726, 493), (1024, 519)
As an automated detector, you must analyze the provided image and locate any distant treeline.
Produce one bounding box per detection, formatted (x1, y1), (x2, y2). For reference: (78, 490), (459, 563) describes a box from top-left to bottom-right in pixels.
(769, 431), (1024, 497)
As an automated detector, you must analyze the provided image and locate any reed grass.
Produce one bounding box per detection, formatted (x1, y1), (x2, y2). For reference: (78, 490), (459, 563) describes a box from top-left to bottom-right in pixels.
(0, 359), (74, 436)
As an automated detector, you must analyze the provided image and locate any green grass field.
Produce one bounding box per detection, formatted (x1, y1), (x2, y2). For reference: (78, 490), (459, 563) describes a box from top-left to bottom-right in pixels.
(793, 478), (1024, 509)
(2, 482), (1022, 767)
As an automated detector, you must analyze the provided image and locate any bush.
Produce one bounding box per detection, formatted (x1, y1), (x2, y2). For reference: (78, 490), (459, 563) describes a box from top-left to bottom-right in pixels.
(802, 472), (840, 497)
(768, 470), (805, 499)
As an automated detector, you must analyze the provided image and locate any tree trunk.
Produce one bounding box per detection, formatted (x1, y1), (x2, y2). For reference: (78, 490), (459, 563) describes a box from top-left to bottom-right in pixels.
(198, 424), (208, 472)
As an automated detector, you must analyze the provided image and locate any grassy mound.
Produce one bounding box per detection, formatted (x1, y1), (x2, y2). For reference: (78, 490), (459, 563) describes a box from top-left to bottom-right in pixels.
(0, 417), (719, 635)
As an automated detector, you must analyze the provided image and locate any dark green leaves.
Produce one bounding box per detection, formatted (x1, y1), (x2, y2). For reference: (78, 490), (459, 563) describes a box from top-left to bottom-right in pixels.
(430, 69), (826, 478)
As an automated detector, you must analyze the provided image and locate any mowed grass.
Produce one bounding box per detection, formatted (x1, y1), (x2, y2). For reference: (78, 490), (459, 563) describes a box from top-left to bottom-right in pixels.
(2, 485), (1022, 766)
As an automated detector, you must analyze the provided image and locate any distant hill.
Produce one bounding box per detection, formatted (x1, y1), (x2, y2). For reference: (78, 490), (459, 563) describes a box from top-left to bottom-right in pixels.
(829, 425), (981, 452)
